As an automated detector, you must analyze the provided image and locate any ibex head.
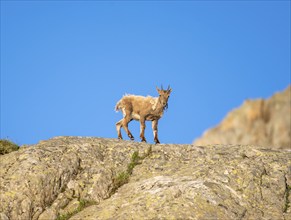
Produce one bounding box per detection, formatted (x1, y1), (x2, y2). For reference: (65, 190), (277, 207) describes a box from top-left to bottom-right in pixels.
(156, 85), (172, 110)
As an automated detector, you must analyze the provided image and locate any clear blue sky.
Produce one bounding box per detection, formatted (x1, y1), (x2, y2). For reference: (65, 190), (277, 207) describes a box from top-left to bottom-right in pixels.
(1, 1), (290, 145)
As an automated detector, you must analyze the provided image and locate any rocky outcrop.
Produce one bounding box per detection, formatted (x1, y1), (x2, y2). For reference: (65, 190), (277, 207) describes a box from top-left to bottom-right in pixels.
(194, 86), (291, 149)
(1, 137), (291, 220)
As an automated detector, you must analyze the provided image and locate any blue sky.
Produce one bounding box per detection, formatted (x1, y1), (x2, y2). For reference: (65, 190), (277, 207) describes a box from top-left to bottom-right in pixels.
(1, 1), (290, 145)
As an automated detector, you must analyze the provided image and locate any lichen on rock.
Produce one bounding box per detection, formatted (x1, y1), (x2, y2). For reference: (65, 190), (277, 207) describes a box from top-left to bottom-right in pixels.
(0, 137), (290, 220)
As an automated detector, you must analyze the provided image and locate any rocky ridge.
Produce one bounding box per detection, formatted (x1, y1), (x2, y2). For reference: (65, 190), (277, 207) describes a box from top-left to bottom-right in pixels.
(194, 86), (291, 149)
(0, 136), (291, 220)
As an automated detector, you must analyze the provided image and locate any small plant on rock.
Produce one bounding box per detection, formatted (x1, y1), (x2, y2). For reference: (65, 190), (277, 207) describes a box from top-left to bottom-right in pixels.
(0, 139), (19, 155)
(57, 199), (97, 220)
(111, 147), (152, 195)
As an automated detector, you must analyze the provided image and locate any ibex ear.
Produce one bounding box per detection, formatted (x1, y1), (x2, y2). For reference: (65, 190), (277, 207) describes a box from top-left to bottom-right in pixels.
(156, 86), (161, 93)
(168, 88), (172, 94)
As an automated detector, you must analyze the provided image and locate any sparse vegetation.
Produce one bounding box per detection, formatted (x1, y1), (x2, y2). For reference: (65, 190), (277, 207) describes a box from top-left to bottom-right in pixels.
(0, 139), (19, 155)
(57, 146), (152, 220)
(111, 146), (152, 195)
(56, 199), (97, 220)
(111, 151), (141, 194)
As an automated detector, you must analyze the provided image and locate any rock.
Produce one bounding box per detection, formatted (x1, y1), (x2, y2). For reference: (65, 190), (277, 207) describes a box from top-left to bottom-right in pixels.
(0, 213), (9, 220)
(38, 208), (57, 220)
(72, 144), (291, 220)
(0, 137), (149, 220)
(0, 137), (290, 220)
(59, 199), (79, 216)
(194, 86), (291, 149)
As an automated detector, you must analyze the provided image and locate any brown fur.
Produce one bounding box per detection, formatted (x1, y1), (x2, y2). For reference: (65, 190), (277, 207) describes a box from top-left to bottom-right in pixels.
(115, 86), (172, 144)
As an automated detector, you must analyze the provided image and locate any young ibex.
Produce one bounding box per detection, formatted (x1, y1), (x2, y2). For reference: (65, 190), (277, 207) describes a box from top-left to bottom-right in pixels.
(115, 86), (172, 144)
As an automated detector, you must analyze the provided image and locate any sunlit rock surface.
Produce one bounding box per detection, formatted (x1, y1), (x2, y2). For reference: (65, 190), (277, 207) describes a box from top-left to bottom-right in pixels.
(1, 137), (290, 220)
(194, 86), (291, 149)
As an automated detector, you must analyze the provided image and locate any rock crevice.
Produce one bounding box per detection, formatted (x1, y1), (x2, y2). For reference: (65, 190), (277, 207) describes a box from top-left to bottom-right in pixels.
(1, 137), (290, 220)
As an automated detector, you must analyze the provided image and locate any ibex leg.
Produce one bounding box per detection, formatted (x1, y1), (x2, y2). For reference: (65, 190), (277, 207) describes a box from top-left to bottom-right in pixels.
(122, 116), (134, 140)
(152, 120), (160, 144)
(139, 117), (147, 142)
(116, 119), (123, 139)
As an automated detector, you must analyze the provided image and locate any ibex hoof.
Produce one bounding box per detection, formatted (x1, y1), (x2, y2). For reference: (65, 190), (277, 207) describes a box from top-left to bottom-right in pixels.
(129, 136), (134, 141)
(118, 136), (123, 140)
(141, 139), (147, 143)
(154, 140), (160, 144)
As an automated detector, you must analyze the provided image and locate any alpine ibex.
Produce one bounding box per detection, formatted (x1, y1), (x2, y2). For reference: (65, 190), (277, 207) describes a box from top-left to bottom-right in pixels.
(115, 86), (172, 144)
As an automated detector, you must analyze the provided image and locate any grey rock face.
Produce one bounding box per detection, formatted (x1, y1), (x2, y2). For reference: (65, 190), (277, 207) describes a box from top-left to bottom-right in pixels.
(1, 137), (290, 220)
(0, 137), (149, 220)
